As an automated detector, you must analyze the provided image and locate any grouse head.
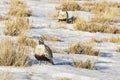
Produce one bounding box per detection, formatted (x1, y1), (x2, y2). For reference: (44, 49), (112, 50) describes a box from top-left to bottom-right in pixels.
(39, 37), (44, 44)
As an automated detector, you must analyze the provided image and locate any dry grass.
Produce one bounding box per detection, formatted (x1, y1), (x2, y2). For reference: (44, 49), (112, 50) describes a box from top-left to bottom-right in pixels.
(8, 6), (31, 17)
(83, 1), (120, 14)
(17, 34), (37, 48)
(9, 0), (26, 7)
(1, 71), (10, 80)
(91, 36), (120, 43)
(67, 42), (101, 56)
(91, 38), (103, 43)
(87, 2), (107, 14)
(91, 8), (120, 23)
(73, 59), (95, 70)
(52, 23), (67, 29)
(73, 17), (88, 31)
(56, 1), (82, 11)
(116, 47), (120, 52)
(82, 1), (120, 14)
(57, 77), (70, 80)
(3, 17), (31, 36)
(89, 23), (118, 33)
(0, 39), (29, 66)
(0, 15), (10, 21)
(108, 2), (120, 8)
(91, 15), (113, 23)
(82, 1), (95, 6)
(83, 1), (120, 7)
(1, 70), (15, 80)
(109, 36), (120, 43)
(7, 0), (31, 17)
(42, 35), (61, 42)
(48, 11), (59, 20)
(49, 23), (67, 29)
(91, 38), (108, 43)
(73, 17), (120, 33)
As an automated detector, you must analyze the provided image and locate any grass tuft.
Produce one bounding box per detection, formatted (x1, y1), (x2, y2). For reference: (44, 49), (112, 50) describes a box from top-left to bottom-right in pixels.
(1, 71), (10, 80)
(3, 17), (31, 36)
(109, 36), (120, 43)
(56, 1), (82, 11)
(67, 42), (101, 56)
(17, 34), (37, 48)
(7, 0), (31, 17)
(73, 59), (95, 70)
(0, 38), (29, 66)
(0, 15), (10, 21)
(57, 77), (70, 80)
(42, 35), (61, 42)
(116, 47), (120, 52)
(73, 17), (120, 33)
(10, 0), (26, 7)
(8, 6), (31, 17)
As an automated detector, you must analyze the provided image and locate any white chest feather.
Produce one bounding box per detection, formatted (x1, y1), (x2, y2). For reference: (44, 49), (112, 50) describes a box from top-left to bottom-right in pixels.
(59, 11), (66, 15)
(35, 45), (46, 55)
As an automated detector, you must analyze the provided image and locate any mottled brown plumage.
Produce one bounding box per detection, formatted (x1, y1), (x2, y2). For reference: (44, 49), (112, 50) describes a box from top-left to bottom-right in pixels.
(34, 38), (54, 65)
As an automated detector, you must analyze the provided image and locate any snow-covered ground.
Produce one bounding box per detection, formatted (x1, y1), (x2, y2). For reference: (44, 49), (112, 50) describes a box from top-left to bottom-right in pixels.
(0, 0), (120, 80)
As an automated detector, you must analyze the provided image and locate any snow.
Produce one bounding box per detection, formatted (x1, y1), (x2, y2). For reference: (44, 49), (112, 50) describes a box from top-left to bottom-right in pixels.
(0, 0), (120, 80)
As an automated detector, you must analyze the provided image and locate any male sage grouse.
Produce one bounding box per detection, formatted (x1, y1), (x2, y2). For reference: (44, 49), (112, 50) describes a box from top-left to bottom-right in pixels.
(34, 38), (54, 65)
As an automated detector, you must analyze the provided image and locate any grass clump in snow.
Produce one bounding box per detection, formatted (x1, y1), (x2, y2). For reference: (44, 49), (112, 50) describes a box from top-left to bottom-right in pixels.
(0, 15), (10, 21)
(7, 0), (31, 17)
(3, 17), (31, 36)
(67, 42), (101, 56)
(90, 37), (108, 43)
(82, 1), (95, 6)
(91, 15), (113, 23)
(116, 47), (120, 52)
(17, 34), (37, 48)
(0, 38), (29, 66)
(91, 1), (120, 14)
(91, 8), (120, 23)
(0, 71), (12, 80)
(42, 35), (61, 42)
(73, 17), (120, 33)
(73, 17), (89, 31)
(109, 36), (120, 43)
(82, 1), (120, 14)
(48, 11), (59, 20)
(73, 59), (95, 70)
(56, 1), (82, 11)
(9, 0), (26, 7)
(57, 77), (70, 80)
(8, 6), (31, 17)
(91, 36), (120, 43)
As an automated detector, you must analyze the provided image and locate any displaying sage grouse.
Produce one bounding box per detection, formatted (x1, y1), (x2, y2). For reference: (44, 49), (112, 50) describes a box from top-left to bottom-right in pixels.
(58, 8), (68, 22)
(34, 38), (54, 65)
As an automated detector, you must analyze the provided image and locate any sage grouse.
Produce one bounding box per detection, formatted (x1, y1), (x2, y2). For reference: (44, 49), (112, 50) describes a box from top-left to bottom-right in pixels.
(58, 6), (68, 22)
(34, 38), (54, 65)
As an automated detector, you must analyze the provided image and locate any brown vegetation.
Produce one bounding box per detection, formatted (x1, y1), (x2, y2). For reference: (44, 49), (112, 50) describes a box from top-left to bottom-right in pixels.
(57, 77), (70, 80)
(56, 1), (82, 11)
(73, 17), (120, 33)
(116, 47), (120, 52)
(3, 17), (31, 36)
(17, 34), (37, 48)
(67, 42), (101, 56)
(73, 59), (95, 70)
(0, 38), (29, 66)
(42, 35), (61, 42)
(7, 0), (31, 17)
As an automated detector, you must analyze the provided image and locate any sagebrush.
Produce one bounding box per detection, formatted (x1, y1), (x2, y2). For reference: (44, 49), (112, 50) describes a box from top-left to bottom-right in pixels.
(4, 17), (31, 36)
(0, 39), (29, 66)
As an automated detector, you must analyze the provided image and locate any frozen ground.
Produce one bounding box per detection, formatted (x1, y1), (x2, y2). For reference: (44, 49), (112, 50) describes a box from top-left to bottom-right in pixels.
(0, 0), (120, 80)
